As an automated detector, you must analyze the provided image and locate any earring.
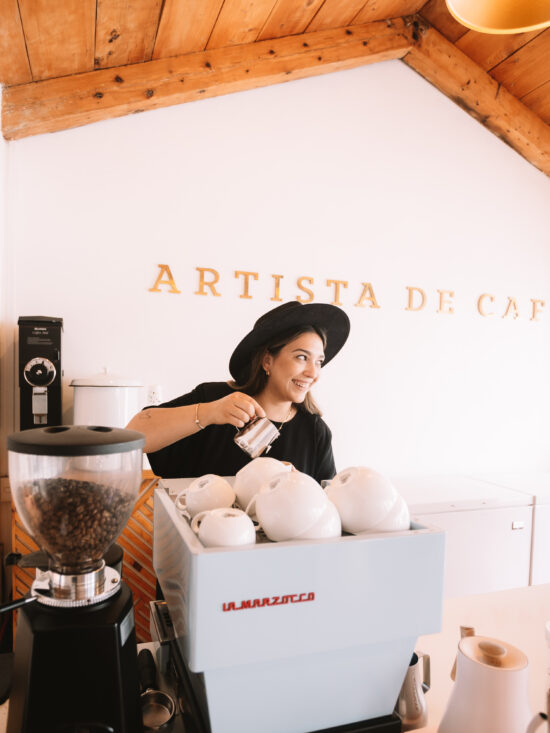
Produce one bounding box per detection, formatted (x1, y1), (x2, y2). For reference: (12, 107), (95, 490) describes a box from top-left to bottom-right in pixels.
(265, 369), (270, 377)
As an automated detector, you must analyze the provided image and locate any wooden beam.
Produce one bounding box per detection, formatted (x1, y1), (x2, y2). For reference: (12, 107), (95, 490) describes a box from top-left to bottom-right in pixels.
(403, 21), (550, 176)
(2, 19), (415, 140)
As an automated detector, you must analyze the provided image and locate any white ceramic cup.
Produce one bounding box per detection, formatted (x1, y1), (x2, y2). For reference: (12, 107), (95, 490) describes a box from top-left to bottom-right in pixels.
(295, 499), (342, 540)
(191, 507), (256, 548)
(367, 493), (410, 532)
(175, 474), (235, 518)
(234, 457), (292, 512)
(246, 470), (328, 542)
(326, 466), (408, 534)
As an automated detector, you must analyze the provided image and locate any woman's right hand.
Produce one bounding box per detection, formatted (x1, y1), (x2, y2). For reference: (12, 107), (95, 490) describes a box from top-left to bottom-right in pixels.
(203, 392), (265, 428)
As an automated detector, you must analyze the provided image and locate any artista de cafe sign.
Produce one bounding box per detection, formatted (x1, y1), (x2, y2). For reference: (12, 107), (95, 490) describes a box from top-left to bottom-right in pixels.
(149, 264), (546, 322)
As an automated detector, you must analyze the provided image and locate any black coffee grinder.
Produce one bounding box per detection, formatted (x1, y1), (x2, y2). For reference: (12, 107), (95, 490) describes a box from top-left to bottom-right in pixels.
(6, 425), (145, 733)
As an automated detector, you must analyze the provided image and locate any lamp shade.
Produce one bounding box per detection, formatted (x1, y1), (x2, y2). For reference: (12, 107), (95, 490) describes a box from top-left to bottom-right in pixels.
(445, 0), (550, 34)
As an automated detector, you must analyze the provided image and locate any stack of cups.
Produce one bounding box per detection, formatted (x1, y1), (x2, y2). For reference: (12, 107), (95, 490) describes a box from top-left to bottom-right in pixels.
(246, 470), (341, 542)
(325, 466), (410, 534)
(175, 474), (256, 548)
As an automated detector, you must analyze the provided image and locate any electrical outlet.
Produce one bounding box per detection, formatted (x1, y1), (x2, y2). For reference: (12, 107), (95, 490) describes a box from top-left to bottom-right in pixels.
(147, 385), (163, 405)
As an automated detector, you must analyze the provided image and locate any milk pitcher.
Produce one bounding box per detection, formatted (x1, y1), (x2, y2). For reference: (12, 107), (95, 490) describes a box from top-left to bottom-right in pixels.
(396, 651), (430, 731)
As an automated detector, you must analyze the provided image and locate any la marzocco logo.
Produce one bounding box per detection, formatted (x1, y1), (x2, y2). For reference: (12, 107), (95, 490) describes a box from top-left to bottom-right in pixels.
(222, 592), (315, 612)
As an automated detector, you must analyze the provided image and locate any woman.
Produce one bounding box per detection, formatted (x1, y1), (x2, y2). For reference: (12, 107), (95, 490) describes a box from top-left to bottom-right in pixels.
(127, 301), (350, 483)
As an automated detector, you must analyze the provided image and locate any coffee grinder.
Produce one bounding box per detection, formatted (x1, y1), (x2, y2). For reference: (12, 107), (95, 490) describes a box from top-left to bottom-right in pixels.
(6, 425), (145, 733)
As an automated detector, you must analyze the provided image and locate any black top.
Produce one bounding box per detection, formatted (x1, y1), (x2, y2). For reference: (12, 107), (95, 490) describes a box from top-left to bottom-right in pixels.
(146, 382), (336, 483)
(7, 425), (145, 456)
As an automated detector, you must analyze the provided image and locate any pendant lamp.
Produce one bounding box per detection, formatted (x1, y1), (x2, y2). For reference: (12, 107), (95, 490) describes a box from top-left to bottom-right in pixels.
(445, 0), (550, 34)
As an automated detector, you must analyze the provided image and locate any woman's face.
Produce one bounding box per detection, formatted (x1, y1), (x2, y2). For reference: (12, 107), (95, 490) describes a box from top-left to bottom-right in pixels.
(262, 332), (325, 404)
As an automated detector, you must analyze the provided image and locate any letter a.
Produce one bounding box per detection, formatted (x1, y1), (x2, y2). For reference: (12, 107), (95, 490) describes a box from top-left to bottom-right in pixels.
(149, 264), (181, 293)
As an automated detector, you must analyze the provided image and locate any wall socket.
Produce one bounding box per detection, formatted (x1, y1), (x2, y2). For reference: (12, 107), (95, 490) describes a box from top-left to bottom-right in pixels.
(146, 385), (163, 405)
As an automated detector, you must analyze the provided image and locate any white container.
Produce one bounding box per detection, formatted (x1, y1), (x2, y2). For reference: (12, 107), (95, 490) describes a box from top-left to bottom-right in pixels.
(392, 475), (533, 598)
(154, 479), (445, 733)
(71, 370), (143, 428)
(468, 472), (550, 586)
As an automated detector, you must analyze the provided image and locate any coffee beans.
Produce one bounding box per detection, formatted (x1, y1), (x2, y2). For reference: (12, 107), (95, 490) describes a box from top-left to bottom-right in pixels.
(21, 478), (134, 567)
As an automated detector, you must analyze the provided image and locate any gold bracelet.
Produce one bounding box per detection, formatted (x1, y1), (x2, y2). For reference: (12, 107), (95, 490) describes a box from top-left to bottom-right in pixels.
(195, 403), (206, 430)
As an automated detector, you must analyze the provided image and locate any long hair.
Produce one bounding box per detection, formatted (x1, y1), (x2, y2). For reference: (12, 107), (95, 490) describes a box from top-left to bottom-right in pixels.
(231, 325), (327, 415)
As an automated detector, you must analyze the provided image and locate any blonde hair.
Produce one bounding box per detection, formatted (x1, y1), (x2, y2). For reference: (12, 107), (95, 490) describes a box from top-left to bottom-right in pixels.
(230, 326), (327, 415)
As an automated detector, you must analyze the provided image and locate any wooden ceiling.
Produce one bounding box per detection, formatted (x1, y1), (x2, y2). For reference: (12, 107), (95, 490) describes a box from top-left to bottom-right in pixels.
(1, 0), (549, 174)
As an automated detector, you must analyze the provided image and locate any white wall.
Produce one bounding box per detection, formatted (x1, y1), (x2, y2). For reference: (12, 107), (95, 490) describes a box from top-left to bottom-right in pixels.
(4, 60), (550, 476)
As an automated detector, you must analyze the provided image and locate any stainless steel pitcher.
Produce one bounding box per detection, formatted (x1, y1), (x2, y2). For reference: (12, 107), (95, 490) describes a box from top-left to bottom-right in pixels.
(396, 651), (430, 731)
(234, 416), (280, 459)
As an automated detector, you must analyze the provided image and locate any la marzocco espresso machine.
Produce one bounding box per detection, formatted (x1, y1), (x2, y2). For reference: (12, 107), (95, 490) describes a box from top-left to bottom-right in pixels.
(153, 478), (446, 733)
(6, 425), (145, 733)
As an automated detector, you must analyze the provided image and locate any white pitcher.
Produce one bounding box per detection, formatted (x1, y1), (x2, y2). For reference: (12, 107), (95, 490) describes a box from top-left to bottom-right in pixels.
(438, 635), (532, 733)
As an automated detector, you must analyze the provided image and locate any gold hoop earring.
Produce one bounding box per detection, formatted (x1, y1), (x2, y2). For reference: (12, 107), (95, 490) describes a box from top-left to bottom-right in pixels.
(265, 369), (270, 377)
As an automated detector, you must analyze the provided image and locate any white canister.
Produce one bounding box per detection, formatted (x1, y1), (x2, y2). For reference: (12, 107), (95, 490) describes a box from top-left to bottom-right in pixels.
(71, 370), (144, 428)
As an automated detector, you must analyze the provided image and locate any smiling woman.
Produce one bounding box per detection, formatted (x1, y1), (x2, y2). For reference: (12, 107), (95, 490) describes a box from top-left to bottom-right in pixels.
(126, 301), (350, 483)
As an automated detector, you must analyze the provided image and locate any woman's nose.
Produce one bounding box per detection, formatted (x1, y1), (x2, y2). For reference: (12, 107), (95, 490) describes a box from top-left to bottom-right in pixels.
(303, 360), (319, 377)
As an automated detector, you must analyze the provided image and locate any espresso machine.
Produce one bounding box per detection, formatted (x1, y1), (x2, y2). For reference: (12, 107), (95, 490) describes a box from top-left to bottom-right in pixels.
(153, 478), (446, 733)
(6, 425), (145, 733)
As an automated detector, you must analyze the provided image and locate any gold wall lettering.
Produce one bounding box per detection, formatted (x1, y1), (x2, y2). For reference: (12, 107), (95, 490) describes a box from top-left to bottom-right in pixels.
(326, 279), (348, 306)
(149, 264), (181, 294)
(405, 286), (426, 312)
(149, 265), (546, 323)
(271, 274), (284, 302)
(503, 297), (520, 320)
(437, 289), (455, 315)
(296, 277), (314, 304)
(531, 299), (545, 321)
(355, 283), (380, 309)
(477, 293), (495, 317)
(195, 267), (221, 296)
(235, 271), (259, 299)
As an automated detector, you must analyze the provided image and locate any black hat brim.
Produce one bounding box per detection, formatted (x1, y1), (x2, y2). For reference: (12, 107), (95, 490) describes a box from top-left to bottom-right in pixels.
(229, 302), (350, 383)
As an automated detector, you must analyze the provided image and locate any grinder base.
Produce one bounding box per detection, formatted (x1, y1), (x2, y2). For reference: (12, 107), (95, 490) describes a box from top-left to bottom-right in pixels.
(7, 582), (142, 733)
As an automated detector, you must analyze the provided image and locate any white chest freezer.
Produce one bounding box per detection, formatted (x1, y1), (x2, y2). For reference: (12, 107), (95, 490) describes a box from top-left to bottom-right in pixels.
(391, 475), (533, 598)
(153, 480), (445, 733)
(468, 473), (550, 586)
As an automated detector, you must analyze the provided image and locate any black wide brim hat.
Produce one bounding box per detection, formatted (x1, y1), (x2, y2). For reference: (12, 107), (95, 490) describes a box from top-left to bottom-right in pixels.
(229, 301), (351, 383)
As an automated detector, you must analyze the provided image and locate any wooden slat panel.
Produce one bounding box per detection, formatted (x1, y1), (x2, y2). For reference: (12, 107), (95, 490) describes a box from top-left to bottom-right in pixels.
(258, 0), (326, 41)
(307, 0), (369, 32)
(522, 81), (550, 124)
(418, 0), (467, 42)
(491, 29), (550, 99)
(207, 0), (277, 49)
(153, 0), (225, 58)
(3, 20), (415, 140)
(0, 0), (32, 85)
(404, 22), (550, 176)
(95, 0), (164, 69)
(354, 0), (425, 24)
(455, 28), (543, 71)
(18, 0), (96, 81)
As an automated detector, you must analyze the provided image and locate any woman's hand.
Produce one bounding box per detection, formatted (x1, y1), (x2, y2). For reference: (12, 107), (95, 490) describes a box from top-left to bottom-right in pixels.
(203, 392), (266, 428)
